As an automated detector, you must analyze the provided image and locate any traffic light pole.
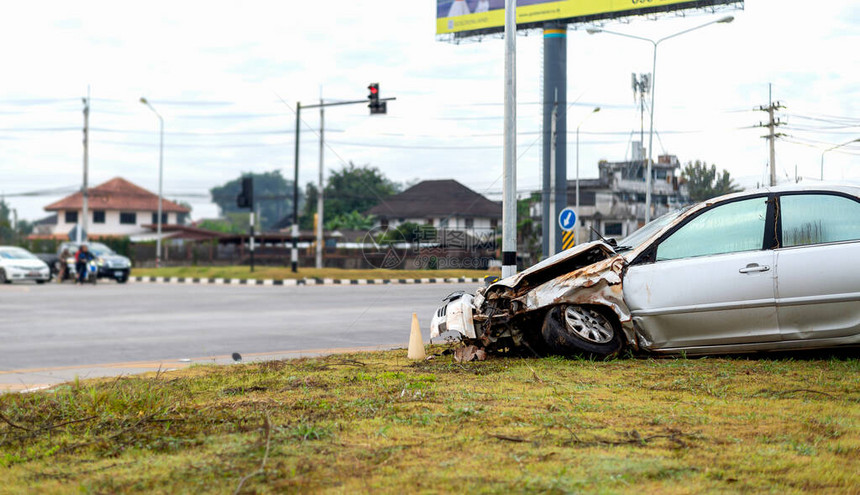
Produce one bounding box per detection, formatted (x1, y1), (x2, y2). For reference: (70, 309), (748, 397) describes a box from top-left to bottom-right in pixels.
(249, 211), (255, 272)
(291, 94), (395, 273)
(237, 177), (255, 272)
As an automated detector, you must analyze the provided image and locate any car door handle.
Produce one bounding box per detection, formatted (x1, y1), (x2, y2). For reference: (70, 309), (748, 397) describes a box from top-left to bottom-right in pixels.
(739, 263), (770, 274)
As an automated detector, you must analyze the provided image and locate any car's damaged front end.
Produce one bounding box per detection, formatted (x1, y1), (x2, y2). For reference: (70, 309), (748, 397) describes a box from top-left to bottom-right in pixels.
(431, 241), (637, 357)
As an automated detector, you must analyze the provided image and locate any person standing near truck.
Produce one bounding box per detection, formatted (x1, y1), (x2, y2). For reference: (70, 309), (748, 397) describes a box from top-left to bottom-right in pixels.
(56, 247), (71, 282)
(74, 245), (95, 284)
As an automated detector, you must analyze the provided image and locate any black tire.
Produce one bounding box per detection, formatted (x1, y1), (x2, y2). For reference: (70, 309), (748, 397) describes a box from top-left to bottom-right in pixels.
(117, 274), (129, 284)
(36, 280), (46, 285)
(0, 269), (8, 284)
(541, 305), (623, 359)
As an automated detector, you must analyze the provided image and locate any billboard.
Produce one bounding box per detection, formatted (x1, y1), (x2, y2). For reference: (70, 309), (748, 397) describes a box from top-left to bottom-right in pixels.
(437, 0), (741, 36)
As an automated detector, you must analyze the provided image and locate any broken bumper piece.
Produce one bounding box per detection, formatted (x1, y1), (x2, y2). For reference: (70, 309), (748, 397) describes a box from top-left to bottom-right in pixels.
(430, 292), (477, 339)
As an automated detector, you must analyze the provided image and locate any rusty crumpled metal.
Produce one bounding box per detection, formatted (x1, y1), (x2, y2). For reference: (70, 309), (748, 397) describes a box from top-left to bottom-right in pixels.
(514, 254), (632, 324)
(453, 345), (488, 362)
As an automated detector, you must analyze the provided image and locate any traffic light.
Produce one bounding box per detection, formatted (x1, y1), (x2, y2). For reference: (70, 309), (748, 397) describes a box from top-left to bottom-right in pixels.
(368, 83), (386, 114)
(236, 177), (253, 209)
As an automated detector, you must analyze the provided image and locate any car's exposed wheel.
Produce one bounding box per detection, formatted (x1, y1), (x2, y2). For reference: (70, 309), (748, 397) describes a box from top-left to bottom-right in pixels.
(541, 305), (622, 359)
(36, 280), (46, 285)
(0, 269), (8, 284)
(117, 274), (129, 284)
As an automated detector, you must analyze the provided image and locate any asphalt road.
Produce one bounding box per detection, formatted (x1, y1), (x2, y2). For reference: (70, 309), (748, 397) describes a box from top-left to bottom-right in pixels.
(0, 281), (476, 376)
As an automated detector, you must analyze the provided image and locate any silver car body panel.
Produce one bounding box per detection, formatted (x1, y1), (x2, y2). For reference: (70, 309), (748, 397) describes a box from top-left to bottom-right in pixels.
(623, 250), (780, 349)
(775, 240), (860, 341)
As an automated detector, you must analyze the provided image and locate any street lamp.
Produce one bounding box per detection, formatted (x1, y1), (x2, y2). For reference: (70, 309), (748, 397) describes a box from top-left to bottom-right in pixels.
(588, 15), (734, 222)
(140, 97), (164, 268)
(821, 138), (860, 180)
(575, 106), (600, 245)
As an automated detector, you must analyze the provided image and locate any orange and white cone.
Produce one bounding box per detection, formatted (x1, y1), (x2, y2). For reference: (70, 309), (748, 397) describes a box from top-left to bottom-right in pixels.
(407, 313), (426, 360)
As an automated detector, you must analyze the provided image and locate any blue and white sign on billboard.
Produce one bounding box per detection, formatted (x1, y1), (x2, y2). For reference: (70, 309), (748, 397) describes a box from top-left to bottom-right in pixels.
(558, 207), (577, 231)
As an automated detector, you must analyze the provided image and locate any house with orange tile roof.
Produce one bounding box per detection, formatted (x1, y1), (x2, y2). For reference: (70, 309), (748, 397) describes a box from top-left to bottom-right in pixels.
(40, 177), (190, 239)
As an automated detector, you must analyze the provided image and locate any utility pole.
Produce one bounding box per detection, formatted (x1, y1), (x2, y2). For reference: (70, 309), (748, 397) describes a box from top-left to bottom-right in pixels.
(501, 0), (517, 279)
(79, 88), (90, 244)
(292, 102), (301, 273)
(316, 96), (324, 270)
(632, 73), (650, 170)
(757, 84), (785, 187)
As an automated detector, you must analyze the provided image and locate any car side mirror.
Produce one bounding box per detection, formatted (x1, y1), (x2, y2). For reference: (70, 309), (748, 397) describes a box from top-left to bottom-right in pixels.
(608, 238), (618, 248)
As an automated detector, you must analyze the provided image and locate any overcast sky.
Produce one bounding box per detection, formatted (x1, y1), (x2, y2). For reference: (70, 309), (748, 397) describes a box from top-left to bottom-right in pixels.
(1, 0), (858, 222)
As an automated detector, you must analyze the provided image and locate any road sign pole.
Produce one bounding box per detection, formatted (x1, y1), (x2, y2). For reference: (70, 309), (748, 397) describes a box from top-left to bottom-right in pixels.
(249, 211), (255, 272)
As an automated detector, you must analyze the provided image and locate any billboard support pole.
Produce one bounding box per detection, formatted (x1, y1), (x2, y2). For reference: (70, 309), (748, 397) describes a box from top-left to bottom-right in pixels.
(501, 0), (517, 279)
(541, 24), (566, 258)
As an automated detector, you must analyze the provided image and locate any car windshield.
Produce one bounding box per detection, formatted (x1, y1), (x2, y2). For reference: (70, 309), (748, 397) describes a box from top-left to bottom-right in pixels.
(615, 207), (689, 252)
(0, 248), (38, 260)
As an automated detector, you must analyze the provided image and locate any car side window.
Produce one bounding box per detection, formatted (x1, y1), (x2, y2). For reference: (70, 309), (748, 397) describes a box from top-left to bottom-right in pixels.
(656, 197), (768, 261)
(780, 194), (860, 247)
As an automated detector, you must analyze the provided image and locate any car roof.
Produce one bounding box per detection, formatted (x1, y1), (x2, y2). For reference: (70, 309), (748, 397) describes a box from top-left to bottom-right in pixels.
(706, 182), (860, 205)
(622, 182), (860, 260)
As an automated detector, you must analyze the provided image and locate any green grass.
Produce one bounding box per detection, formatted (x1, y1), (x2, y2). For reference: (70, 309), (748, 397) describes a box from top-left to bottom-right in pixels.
(1, 348), (858, 494)
(132, 266), (498, 281)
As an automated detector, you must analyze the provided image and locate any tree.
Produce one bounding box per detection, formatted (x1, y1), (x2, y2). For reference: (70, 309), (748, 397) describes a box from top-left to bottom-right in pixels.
(209, 171), (302, 231)
(681, 160), (742, 202)
(517, 192), (542, 264)
(377, 222), (435, 243)
(0, 200), (33, 245)
(299, 162), (400, 229)
(299, 182), (319, 230)
(176, 200), (193, 225)
(0, 200), (14, 244)
(325, 211), (376, 231)
(197, 218), (245, 234)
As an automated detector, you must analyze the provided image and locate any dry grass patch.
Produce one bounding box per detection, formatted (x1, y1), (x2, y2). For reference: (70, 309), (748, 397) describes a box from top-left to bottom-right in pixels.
(1, 349), (858, 494)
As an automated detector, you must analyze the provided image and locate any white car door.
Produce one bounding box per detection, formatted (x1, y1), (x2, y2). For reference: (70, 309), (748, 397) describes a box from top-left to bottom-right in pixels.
(775, 192), (860, 341)
(624, 196), (780, 349)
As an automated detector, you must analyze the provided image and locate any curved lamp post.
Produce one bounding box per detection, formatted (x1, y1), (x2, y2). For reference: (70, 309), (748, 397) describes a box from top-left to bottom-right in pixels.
(588, 15), (734, 222)
(575, 106), (600, 245)
(821, 138), (860, 180)
(140, 97), (164, 268)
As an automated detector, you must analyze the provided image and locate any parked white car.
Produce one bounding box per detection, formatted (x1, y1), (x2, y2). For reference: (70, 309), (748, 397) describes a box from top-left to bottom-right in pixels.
(431, 184), (860, 357)
(0, 246), (51, 284)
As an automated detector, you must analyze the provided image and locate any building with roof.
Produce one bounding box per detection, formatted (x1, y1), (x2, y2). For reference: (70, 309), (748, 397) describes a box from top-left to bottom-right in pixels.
(41, 177), (190, 239)
(531, 149), (690, 243)
(365, 179), (501, 234)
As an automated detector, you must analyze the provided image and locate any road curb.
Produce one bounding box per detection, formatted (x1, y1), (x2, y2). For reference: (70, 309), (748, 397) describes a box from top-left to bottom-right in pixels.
(129, 276), (484, 286)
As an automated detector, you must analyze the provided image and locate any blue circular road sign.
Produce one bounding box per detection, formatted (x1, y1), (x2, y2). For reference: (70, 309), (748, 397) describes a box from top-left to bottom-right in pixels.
(558, 207), (577, 231)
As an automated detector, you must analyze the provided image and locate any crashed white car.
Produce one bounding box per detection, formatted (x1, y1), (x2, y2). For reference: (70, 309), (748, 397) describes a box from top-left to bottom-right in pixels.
(431, 184), (860, 357)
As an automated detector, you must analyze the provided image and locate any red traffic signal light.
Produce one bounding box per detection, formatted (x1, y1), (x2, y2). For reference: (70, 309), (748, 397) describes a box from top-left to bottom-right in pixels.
(368, 83), (385, 114)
